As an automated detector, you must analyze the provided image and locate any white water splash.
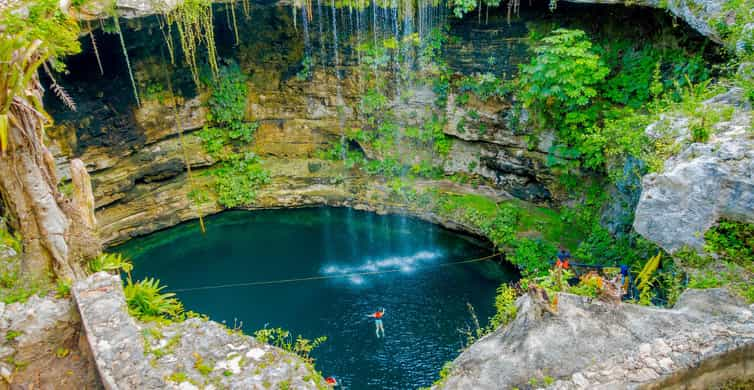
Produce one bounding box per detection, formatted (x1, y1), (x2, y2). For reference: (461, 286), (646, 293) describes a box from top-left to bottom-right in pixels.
(322, 250), (442, 285)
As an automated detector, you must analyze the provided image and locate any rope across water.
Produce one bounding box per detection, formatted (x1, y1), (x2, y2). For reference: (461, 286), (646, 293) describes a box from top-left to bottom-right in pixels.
(171, 253), (501, 292)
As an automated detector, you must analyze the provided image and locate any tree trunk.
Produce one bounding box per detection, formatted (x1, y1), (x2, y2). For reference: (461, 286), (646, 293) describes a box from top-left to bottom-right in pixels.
(0, 79), (100, 282)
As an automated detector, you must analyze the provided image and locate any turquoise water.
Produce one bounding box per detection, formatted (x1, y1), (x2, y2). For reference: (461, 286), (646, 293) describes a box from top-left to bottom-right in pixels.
(117, 208), (517, 389)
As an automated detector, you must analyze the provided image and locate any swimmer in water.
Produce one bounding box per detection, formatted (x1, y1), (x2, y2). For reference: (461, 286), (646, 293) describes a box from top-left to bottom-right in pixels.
(367, 308), (386, 338)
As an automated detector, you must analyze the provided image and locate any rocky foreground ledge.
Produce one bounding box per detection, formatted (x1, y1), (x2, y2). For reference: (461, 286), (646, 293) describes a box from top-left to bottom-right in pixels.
(73, 272), (323, 390)
(436, 289), (754, 389)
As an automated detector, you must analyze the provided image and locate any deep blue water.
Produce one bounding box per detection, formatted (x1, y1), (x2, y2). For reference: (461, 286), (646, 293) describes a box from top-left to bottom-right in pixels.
(117, 208), (517, 389)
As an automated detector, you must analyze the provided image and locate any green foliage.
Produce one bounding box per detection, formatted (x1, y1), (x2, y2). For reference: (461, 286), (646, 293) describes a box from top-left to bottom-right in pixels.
(674, 221), (754, 303)
(519, 29), (609, 152)
(634, 252), (661, 305)
(0, 228), (21, 254)
(574, 226), (659, 268)
(1, 0), (81, 152)
(509, 239), (556, 277)
(568, 272), (603, 298)
(192, 352), (213, 376)
(436, 193), (578, 276)
(5, 330), (21, 342)
(704, 220), (753, 267)
(689, 119), (711, 143)
(454, 73), (512, 101)
(361, 88), (389, 117)
(674, 246), (713, 268)
(124, 277), (184, 321)
(523, 269), (574, 297)
(167, 372), (190, 384)
(488, 284), (518, 329)
(253, 327), (326, 364)
(659, 270), (685, 307)
(207, 63), (249, 126)
(600, 46), (658, 108)
(517, 25), (716, 177)
(0, 239), (51, 304)
(88, 253), (134, 275)
(450, 0), (478, 18)
(55, 278), (71, 298)
(687, 270), (725, 289)
(198, 63), (259, 159)
(210, 152), (271, 208)
(164, 0), (218, 87)
(195, 64), (271, 209)
(423, 361), (454, 389)
(295, 55), (312, 81)
(55, 347), (70, 358)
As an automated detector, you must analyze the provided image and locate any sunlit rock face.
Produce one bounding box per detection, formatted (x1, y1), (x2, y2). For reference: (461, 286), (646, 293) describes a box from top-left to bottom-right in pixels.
(633, 88), (754, 253)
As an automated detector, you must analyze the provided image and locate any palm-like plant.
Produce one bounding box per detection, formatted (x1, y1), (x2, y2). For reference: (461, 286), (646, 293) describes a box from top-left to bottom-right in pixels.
(1, 0), (80, 153)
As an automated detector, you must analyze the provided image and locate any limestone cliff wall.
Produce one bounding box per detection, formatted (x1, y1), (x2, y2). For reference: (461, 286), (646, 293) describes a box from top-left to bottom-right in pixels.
(48, 11), (561, 245)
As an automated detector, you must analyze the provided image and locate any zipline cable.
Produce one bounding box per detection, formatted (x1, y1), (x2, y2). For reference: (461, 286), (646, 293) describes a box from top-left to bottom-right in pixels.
(171, 253), (501, 292)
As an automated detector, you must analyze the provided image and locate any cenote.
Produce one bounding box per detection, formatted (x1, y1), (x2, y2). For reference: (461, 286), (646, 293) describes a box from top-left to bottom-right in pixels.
(117, 208), (517, 389)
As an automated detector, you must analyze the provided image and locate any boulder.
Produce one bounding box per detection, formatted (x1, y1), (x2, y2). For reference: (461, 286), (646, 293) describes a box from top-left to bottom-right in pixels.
(633, 88), (754, 253)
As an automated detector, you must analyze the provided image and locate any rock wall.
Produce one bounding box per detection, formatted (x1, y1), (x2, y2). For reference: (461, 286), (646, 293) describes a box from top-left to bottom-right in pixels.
(633, 88), (754, 253)
(48, 7), (562, 246)
(72, 0), (743, 50)
(0, 295), (100, 390)
(0, 245), (100, 390)
(74, 272), (324, 389)
(436, 289), (754, 389)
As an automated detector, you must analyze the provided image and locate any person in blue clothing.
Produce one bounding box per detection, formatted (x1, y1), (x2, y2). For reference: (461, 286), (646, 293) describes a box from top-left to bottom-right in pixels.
(619, 264), (630, 295)
(557, 246), (571, 262)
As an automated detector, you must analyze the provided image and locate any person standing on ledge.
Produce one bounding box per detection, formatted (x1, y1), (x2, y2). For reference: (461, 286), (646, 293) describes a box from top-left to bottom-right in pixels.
(367, 308), (386, 338)
(556, 246), (571, 269)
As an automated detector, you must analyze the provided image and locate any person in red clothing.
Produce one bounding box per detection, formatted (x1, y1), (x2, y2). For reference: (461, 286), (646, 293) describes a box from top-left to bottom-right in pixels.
(325, 376), (338, 386)
(367, 308), (386, 338)
(555, 258), (570, 269)
(556, 246), (571, 269)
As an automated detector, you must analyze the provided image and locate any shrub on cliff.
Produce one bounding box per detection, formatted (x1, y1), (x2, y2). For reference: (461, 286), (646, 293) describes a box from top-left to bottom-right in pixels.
(518, 28), (609, 169)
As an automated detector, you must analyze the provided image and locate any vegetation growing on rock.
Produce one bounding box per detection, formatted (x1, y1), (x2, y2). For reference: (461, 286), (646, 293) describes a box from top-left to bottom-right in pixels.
(0, 0), (752, 387)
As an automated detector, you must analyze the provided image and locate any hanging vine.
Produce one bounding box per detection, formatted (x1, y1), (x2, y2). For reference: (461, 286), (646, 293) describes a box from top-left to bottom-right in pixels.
(230, 0), (240, 45)
(86, 21), (104, 75)
(164, 0), (219, 88)
(158, 15), (176, 65)
(112, 13), (141, 107)
(241, 0), (251, 20)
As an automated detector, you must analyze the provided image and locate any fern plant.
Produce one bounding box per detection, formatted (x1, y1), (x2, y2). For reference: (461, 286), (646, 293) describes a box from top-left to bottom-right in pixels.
(88, 253), (133, 275)
(635, 252), (661, 305)
(124, 277), (184, 321)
